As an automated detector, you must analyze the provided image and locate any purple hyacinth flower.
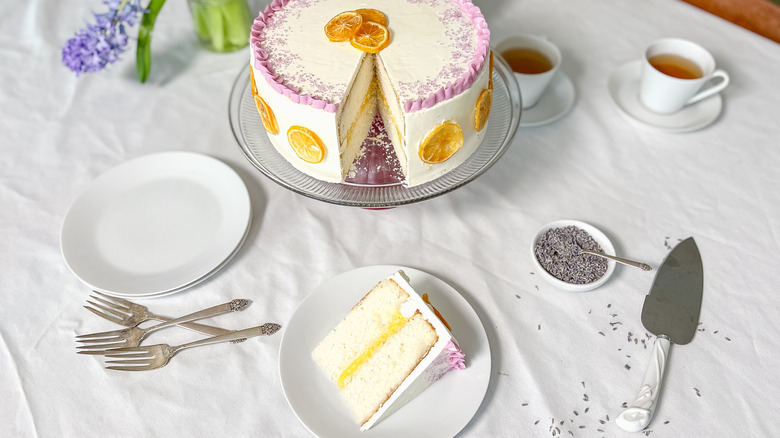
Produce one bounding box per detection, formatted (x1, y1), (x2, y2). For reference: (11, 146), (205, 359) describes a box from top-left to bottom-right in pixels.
(62, 0), (145, 76)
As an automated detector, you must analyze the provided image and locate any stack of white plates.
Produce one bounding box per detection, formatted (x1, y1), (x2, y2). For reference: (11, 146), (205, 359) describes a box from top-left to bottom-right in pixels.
(60, 152), (251, 299)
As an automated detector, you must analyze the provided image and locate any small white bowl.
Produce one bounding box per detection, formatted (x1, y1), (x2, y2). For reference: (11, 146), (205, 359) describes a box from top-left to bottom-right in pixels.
(530, 220), (616, 292)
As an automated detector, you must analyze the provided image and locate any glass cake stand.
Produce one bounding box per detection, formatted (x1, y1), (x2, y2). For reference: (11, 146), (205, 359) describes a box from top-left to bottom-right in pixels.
(228, 53), (521, 208)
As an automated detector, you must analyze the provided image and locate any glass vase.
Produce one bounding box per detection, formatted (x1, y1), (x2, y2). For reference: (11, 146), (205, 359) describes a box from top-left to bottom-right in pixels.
(187, 0), (252, 53)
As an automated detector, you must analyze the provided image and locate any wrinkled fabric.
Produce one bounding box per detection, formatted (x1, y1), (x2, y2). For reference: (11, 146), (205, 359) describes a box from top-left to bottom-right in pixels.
(1, 0), (780, 436)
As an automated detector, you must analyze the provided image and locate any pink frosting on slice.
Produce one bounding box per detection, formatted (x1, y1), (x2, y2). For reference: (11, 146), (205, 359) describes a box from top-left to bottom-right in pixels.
(446, 340), (466, 370)
(249, 0), (490, 114)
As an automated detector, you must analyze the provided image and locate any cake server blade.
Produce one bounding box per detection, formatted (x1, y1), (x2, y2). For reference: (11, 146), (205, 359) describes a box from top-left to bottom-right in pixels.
(616, 237), (703, 432)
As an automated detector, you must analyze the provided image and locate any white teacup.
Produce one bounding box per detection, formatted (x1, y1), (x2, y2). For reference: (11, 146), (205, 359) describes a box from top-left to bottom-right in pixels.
(639, 38), (729, 114)
(496, 34), (561, 109)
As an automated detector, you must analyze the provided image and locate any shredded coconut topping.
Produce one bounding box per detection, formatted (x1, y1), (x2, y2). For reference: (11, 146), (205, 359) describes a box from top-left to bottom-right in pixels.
(250, 0), (490, 113)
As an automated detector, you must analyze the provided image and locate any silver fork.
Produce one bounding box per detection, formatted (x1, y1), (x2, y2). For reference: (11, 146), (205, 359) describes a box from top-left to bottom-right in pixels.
(104, 323), (281, 371)
(77, 299), (250, 354)
(84, 291), (234, 337)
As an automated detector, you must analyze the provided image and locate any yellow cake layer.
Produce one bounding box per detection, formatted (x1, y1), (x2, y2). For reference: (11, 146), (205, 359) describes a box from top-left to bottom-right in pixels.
(312, 278), (438, 425)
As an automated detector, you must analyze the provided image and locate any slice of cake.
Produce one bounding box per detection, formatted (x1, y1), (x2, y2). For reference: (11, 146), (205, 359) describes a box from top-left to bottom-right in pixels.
(312, 270), (465, 430)
(249, 0), (492, 187)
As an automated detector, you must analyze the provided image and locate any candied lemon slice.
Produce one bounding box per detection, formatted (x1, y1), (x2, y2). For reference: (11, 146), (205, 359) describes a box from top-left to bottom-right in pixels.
(488, 50), (494, 90)
(356, 8), (387, 26)
(474, 88), (492, 132)
(250, 67), (279, 135)
(287, 126), (326, 164)
(418, 122), (464, 164)
(254, 95), (279, 135)
(324, 11), (363, 42)
(350, 21), (390, 53)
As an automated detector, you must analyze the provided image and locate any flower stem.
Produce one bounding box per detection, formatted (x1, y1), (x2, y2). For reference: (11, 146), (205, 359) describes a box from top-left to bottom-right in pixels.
(136, 0), (167, 83)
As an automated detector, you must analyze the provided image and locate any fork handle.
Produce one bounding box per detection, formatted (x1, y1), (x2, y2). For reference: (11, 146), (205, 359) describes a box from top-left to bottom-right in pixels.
(147, 299), (250, 334)
(150, 317), (233, 337)
(172, 323), (281, 354)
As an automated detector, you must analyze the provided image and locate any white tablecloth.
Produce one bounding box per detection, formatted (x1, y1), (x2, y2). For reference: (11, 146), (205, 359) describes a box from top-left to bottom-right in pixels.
(2, 0), (780, 436)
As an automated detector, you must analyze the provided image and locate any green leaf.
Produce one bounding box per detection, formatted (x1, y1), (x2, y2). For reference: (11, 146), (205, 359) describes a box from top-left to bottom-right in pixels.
(136, 0), (167, 83)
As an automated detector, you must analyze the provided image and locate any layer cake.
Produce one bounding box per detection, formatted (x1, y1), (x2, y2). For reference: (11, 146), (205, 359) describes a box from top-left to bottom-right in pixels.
(249, 0), (492, 187)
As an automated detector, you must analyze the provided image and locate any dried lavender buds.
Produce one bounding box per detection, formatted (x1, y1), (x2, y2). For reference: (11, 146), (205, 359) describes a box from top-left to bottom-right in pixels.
(534, 226), (608, 284)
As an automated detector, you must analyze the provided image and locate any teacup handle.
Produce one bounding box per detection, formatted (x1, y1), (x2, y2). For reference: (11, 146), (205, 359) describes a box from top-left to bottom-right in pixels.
(686, 69), (729, 106)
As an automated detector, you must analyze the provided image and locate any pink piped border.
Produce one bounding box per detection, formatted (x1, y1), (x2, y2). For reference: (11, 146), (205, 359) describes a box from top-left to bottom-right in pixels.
(249, 0), (490, 114)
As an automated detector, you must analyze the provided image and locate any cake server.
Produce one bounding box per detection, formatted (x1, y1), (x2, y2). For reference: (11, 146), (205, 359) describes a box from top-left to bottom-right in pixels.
(616, 237), (703, 432)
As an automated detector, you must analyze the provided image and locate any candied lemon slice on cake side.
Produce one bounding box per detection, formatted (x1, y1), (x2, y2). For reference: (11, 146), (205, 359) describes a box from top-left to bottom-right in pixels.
(350, 21), (390, 53)
(418, 122), (464, 164)
(254, 95), (279, 135)
(474, 88), (492, 132)
(287, 126), (326, 164)
(356, 8), (387, 26)
(324, 11), (363, 42)
(488, 50), (494, 90)
(250, 67), (279, 135)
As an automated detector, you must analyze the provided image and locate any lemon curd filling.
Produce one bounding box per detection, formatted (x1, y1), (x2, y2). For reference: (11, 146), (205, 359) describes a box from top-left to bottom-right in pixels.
(343, 79), (380, 147)
(337, 310), (408, 388)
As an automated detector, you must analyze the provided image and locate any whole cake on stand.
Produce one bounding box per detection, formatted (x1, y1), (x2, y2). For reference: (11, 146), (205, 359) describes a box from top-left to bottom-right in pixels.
(248, 0), (492, 187)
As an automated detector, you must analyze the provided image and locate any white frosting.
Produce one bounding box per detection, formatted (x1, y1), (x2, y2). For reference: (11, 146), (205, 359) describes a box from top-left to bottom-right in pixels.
(261, 0), (364, 103)
(375, 2), (476, 104)
(402, 63), (489, 186)
(251, 64), (345, 182)
(251, 0), (490, 186)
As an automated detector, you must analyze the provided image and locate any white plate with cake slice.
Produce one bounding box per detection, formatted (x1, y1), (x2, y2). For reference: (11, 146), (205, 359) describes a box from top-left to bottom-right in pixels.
(279, 265), (491, 437)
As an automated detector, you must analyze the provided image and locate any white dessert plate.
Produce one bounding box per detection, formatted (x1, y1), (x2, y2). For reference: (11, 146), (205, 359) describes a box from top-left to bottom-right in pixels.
(279, 265), (491, 438)
(608, 60), (723, 133)
(519, 71), (575, 127)
(60, 152), (251, 297)
(229, 54), (521, 208)
(91, 210), (252, 300)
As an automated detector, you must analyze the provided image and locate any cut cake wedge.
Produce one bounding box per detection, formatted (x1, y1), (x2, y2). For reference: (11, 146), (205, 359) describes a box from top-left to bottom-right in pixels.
(312, 269), (466, 430)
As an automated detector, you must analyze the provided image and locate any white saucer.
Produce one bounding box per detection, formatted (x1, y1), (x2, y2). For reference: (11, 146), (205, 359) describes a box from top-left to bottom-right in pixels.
(519, 71), (575, 127)
(279, 265), (491, 437)
(61, 152), (251, 298)
(608, 60), (723, 133)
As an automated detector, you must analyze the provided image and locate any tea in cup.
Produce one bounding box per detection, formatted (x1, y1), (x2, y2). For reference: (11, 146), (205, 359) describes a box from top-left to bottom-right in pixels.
(639, 38), (729, 114)
(496, 34), (561, 109)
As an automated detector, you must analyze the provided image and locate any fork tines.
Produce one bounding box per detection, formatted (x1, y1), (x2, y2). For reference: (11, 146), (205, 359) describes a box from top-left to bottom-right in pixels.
(77, 346), (123, 355)
(104, 347), (159, 371)
(84, 293), (133, 324)
(75, 333), (128, 355)
(92, 291), (133, 306)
